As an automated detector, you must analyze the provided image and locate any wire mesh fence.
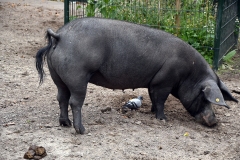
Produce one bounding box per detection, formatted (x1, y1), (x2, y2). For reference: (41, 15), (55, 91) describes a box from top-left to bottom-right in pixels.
(213, 0), (239, 69)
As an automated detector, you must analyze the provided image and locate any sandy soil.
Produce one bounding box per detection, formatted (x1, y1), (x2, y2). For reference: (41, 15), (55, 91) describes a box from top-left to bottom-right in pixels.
(0, 0), (240, 159)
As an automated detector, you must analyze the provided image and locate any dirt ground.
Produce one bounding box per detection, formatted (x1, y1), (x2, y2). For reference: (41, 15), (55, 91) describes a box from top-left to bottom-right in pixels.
(0, 0), (240, 159)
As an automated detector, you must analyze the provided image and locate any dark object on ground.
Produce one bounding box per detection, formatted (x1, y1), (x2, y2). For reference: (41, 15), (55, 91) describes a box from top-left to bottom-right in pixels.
(101, 107), (112, 113)
(232, 90), (240, 94)
(23, 145), (47, 159)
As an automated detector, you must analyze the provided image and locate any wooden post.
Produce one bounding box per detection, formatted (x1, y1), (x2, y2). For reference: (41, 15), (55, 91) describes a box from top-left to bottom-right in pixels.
(175, 0), (180, 36)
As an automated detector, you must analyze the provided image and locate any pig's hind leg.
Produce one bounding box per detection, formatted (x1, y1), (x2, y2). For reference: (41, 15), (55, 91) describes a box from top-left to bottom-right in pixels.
(57, 84), (71, 126)
(49, 67), (72, 127)
(63, 71), (91, 134)
(67, 80), (88, 134)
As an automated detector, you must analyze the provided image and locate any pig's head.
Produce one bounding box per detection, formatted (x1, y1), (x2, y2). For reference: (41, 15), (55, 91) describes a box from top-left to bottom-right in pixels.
(184, 79), (238, 127)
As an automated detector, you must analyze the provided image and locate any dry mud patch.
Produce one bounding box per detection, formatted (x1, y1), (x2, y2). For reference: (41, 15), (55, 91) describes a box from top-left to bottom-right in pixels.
(0, 0), (240, 159)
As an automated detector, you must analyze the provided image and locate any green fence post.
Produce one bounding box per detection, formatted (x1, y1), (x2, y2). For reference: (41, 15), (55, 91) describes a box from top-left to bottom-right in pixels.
(213, 0), (224, 70)
(64, 0), (70, 24)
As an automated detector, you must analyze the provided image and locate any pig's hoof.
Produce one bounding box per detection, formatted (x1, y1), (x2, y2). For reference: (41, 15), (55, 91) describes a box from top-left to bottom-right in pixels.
(75, 126), (85, 135)
(156, 118), (167, 123)
(159, 119), (166, 123)
(59, 118), (72, 127)
(156, 114), (167, 121)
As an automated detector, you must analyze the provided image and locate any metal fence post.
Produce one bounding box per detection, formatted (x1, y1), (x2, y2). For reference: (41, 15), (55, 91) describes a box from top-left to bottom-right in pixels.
(213, 0), (224, 70)
(64, 0), (70, 24)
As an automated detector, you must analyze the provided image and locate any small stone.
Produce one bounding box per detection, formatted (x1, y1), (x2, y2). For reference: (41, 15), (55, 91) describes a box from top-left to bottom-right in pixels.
(87, 133), (92, 136)
(101, 107), (111, 113)
(13, 130), (21, 133)
(159, 146), (163, 150)
(44, 125), (52, 128)
(22, 71), (29, 76)
(96, 118), (105, 124)
(225, 113), (231, 117)
(23, 97), (29, 100)
(135, 121), (141, 125)
(140, 152), (146, 155)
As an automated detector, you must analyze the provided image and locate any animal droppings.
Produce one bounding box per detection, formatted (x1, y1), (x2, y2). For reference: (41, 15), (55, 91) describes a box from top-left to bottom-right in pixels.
(23, 145), (47, 159)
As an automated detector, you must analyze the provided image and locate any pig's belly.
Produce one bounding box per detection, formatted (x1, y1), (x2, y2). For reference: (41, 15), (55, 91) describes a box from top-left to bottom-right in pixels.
(89, 71), (150, 89)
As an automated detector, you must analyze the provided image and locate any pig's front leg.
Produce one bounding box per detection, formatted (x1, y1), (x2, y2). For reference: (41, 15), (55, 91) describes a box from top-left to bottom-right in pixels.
(148, 86), (171, 120)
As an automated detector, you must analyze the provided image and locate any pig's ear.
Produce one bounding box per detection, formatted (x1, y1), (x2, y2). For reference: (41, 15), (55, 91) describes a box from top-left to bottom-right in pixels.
(218, 80), (238, 103)
(202, 80), (229, 108)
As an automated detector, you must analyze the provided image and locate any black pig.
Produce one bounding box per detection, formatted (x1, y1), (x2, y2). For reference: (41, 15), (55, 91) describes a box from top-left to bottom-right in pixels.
(36, 18), (238, 134)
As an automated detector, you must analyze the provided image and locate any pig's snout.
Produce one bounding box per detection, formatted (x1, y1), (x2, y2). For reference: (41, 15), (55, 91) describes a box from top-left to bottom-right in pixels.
(195, 108), (217, 127)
